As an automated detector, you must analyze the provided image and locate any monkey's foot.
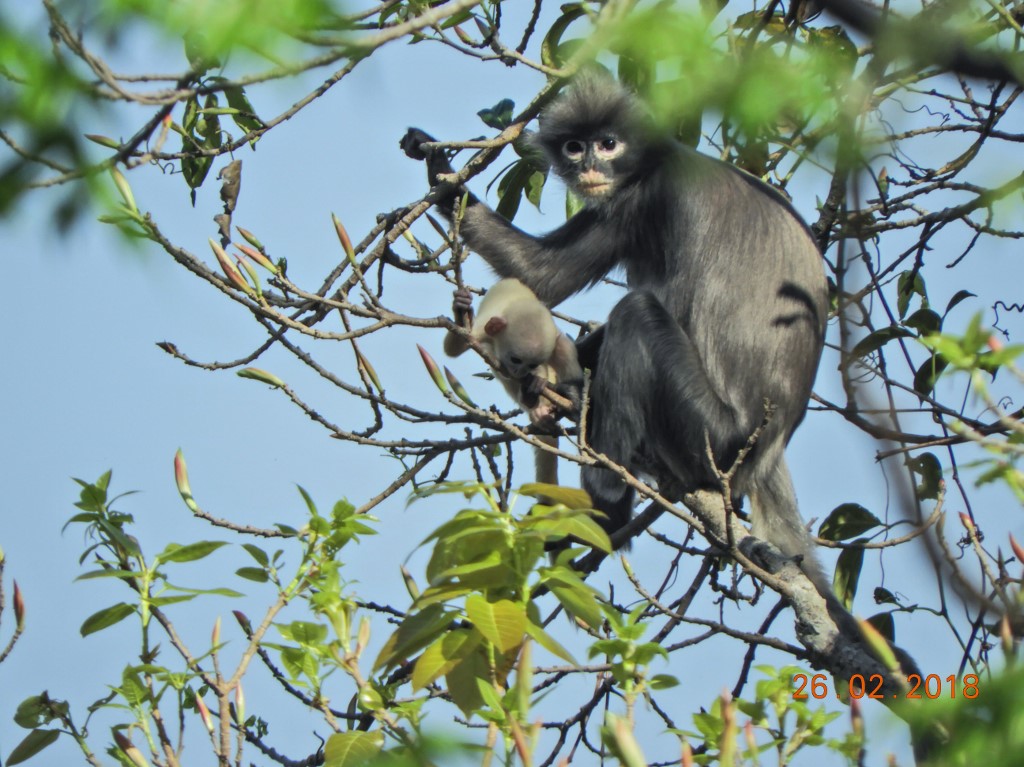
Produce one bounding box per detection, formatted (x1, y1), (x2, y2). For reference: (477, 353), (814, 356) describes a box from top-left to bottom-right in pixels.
(737, 535), (798, 575)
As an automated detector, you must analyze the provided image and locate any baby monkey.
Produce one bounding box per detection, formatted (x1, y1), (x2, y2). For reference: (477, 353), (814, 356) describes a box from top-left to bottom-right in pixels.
(444, 278), (582, 485)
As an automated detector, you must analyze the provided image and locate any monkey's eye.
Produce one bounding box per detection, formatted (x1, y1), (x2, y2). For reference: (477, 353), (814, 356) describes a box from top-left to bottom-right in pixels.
(562, 140), (585, 159)
(509, 355), (523, 365)
(595, 137), (625, 159)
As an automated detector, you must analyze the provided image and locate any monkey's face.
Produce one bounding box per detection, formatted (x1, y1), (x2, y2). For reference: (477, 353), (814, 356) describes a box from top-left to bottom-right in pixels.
(492, 332), (556, 380)
(499, 346), (551, 380)
(558, 137), (628, 200)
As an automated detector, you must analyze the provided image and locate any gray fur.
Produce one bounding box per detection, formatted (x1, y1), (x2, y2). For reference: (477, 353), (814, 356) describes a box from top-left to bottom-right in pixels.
(403, 75), (828, 586)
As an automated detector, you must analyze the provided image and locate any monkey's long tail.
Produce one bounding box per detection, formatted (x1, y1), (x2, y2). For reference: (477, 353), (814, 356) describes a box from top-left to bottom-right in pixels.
(747, 454), (831, 596)
(534, 435), (559, 486)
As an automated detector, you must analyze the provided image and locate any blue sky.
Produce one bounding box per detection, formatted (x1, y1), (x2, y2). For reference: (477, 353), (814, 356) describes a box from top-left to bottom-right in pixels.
(4, 3), (1022, 765)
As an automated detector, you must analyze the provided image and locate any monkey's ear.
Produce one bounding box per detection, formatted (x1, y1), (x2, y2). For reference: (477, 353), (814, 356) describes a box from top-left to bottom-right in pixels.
(484, 316), (507, 336)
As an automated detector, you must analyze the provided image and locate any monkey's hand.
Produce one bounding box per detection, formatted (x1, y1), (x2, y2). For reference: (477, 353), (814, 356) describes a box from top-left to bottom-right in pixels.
(399, 127), (435, 162)
(400, 128), (457, 186)
(522, 375), (580, 425)
(451, 287), (474, 330)
(552, 379), (582, 419)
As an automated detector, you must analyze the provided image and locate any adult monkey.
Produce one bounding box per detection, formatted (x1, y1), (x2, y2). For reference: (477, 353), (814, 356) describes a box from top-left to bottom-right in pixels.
(401, 74), (828, 583)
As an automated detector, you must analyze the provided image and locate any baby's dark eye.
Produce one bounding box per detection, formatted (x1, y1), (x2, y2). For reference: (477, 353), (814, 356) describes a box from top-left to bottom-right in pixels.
(510, 355), (522, 365)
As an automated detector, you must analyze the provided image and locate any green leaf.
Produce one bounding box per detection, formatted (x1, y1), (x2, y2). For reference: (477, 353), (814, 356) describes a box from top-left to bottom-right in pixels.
(650, 674), (680, 690)
(76, 569), (137, 581)
(565, 189), (584, 219)
(524, 619), (576, 665)
(477, 98), (515, 130)
(445, 645), (490, 716)
(374, 604), (456, 671)
(242, 544), (269, 566)
(913, 354), (948, 397)
(222, 84), (265, 138)
(236, 567), (269, 583)
(550, 585), (604, 629)
(832, 545), (865, 610)
(904, 308), (942, 335)
(158, 540), (228, 564)
(519, 484), (592, 509)
(817, 503), (881, 541)
(495, 160), (535, 221)
(897, 270), (927, 318)
(850, 326), (913, 359)
(909, 453), (943, 500)
(182, 143), (213, 190)
(944, 290), (976, 317)
(530, 513), (612, 553)
(412, 628), (482, 690)
(14, 697), (56, 729)
(541, 4), (586, 68)
(284, 621), (328, 645)
(323, 731), (384, 767)
(465, 595), (526, 653)
(7, 729), (60, 766)
(80, 603), (135, 637)
(866, 612), (895, 641)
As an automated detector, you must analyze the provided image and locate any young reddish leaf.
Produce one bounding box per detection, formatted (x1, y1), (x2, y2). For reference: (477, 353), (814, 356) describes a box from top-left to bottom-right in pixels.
(417, 345), (449, 394)
(235, 243), (278, 274)
(332, 213), (356, 264)
(13, 580), (25, 630)
(195, 696), (214, 733)
(1009, 533), (1024, 565)
(209, 239), (254, 295)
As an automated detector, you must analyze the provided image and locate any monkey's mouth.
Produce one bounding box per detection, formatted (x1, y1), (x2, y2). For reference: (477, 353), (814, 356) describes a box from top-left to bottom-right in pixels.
(578, 182), (612, 197)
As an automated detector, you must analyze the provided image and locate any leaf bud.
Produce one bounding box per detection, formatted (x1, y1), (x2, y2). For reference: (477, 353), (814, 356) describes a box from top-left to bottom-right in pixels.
(209, 239), (254, 296)
(235, 244), (278, 274)
(443, 367), (476, 406)
(195, 695), (215, 733)
(233, 610), (253, 634)
(110, 167), (137, 212)
(417, 345), (448, 394)
(234, 683), (246, 726)
(113, 730), (150, 767)
(13, 580), (25, 630)
(331, 213), (356, 264)
(174, 449), (199, 513)
(237, 367), (286, 388)
(236, 226), (265, 251)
